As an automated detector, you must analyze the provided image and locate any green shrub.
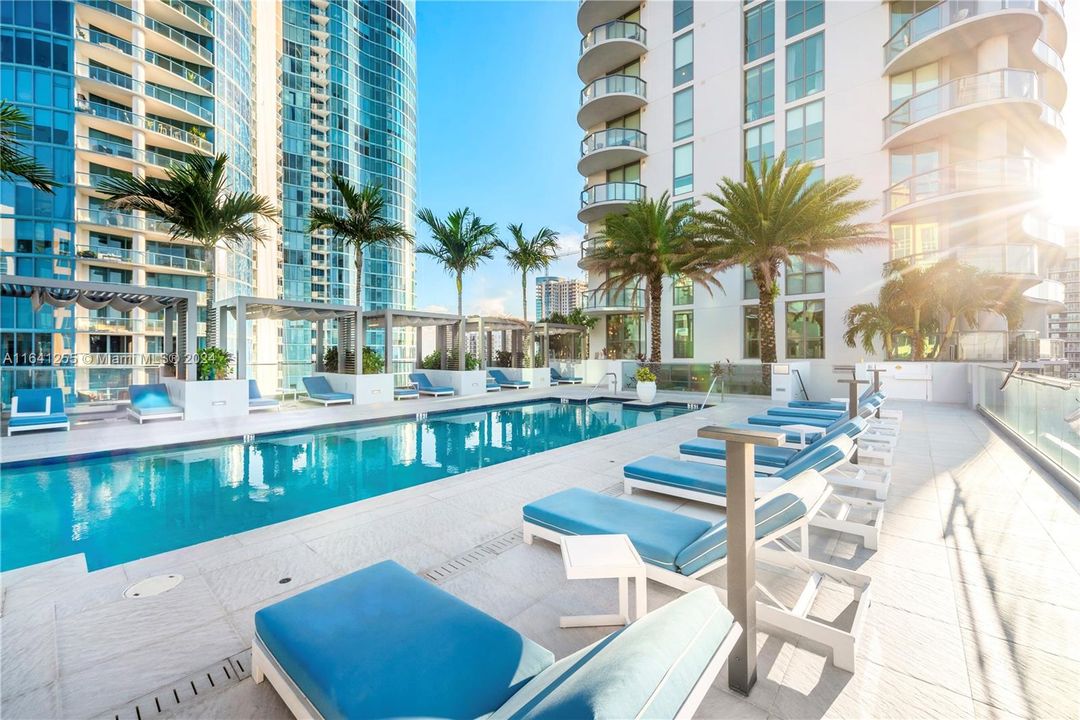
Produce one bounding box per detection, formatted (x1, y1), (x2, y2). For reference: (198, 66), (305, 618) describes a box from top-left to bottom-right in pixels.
(362, 347), (384, 374)
(323, 347), (339, 372)
(197, 346), (233, 381)
(421, 350), (441, 369)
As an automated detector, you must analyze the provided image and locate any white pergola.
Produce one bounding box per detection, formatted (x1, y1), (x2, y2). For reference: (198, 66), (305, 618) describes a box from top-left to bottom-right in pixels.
(362, 308), (466, 370)
(1, 274), (199, 379)
(464, 317), (588, 367)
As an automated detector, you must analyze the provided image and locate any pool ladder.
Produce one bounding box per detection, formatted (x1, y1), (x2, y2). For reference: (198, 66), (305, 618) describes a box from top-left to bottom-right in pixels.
(688, 376), (720, 410)
(584, 372), (618, 408)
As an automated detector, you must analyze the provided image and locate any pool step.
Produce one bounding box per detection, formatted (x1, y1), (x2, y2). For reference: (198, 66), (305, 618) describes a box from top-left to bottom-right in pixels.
(98, 650), (252, 720)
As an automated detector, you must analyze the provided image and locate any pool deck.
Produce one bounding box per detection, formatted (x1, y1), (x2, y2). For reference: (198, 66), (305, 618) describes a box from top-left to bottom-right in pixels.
(1, 392), (1078, 719)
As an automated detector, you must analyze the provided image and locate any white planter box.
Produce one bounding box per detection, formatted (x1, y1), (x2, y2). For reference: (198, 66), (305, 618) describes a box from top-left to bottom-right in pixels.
(582, 360), (622, 391)
(164, 378), (248, 420)
(315, 372), (395, 405)
(421, 369), (487, 396)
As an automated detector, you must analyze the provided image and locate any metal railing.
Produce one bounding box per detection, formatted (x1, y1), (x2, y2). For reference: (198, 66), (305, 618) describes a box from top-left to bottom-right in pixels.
(580, 181), (646, 207)
(140, 115), (212, 152)
(581, 286), (645, 311)
(581, 128), (646, 157)
(75, 134), (138, 160)
(884, 1), (1036, 64)
(144, 49), (213, 93)
(75, 25), (134, 55)
(146, 83), (213, 122)
(883, 156), (1039, 212)
(896, 244), (1041, 276)
(160, 0), (213, 32)
(143, 16), (212, 63)
(581, 19), (646, 54)
(580, 74), (646, 105)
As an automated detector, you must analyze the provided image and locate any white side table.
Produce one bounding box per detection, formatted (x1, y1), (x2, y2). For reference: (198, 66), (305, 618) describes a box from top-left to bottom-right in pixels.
(780, 422), (826, 446)
(559, 534), (646, 628)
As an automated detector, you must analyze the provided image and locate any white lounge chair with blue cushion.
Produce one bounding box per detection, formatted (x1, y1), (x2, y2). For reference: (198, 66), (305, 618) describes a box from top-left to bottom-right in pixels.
(485, 378), (502, 392)
(488, 369), (530, 389)
(248, 380), (280, 412)
(787, 385), (876, 411)
(301, 376), (353, 406)
(252, 559), (740, 720)
(127, 383), (184, 423)
(550, 367), (583, 384)
(523, 470), (872, 672)
(752, 392), (886, 425)
(394, 386), (419, 400)
(7, 388), (70, 436)
(409, 372), (454, 397)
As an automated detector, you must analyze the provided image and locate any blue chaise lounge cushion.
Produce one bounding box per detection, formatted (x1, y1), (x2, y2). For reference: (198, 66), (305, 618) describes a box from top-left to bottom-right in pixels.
(523, 488), (711, 571)
(254, 560), (554, 719)
(490, 587), (733, 720)
(301, 376), (352, 401)
(12, 387), (65, 416)
(409, 373), (454, 393)
(678, 439), (796, 467)
(129, 384), (182, 415)
(623, 456), (770, 497)
(489, 369), (529, 387)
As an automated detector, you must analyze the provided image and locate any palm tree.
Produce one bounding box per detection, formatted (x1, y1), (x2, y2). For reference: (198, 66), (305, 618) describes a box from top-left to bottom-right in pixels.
(415, 207), (500, 316)
(691, 154), (882, 384)
(582, 192), (720, 363)
(879, 258), (942, 360)
(843, 300), (907, 359)
(498, 223), (560, 321)
(1, 101), (55, 192)
(308, 176), (412, 307)
(98, 153), (278, 345)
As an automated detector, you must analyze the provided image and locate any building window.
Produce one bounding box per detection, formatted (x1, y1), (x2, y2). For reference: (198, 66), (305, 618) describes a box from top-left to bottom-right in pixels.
(806, 165), (824, 184)
(743, 265), (760, 300)
(744, 306), (760, 358)
(674, 0), (693, 32)
(674, 32), (693, 85)
(786, 0), (823, 37)
(607, 162), (640, 183)
(674, 87), (693, 140)
(786, 300), (824, 358)
(785, 99), (823, 164)
(786, 256), (824, 295)
(674, 143), (693, 195)
(674, 311), (694, 358)
(889, 0), (938, 35)
(889, 222), (939, 260)
(785, 32), (823, 101)
(745, 1), (775, 63)
(605, 313), (642, 359)
(744, 61), (774, 122)
(890, 62), (938, 109)
(744, 122), (774, 170)
(673, 275), (694, 305)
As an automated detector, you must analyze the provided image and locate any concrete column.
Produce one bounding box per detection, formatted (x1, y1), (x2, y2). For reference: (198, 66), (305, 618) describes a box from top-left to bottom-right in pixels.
(235, 299), (247, 380)
(217, 306), (229, 351)
(415, 321), (424, 369)
(457, 319), (466, 370)
(384, 309), (393, 374)
(183, 301), (197, 380)
(477, 317), (485, 369)
(337, 317), (347, 374)
(316, 321), (325, 372)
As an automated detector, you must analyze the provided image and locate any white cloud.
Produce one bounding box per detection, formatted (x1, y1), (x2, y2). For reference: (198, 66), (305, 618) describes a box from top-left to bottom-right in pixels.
(555, 230), (584, 259)
(470, 295), (510, 317)
(419, 303), (450, 314)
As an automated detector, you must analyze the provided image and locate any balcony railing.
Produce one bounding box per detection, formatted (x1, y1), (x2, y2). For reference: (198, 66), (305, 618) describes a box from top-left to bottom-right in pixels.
(140, 115), (212, 152)
(581, 128), (646, 157)
(884, 69), (1039, 140)
(581, 19), (646, 54)
(884, 1), (1037, 65)
(76, 99), (135, 125)
(76, 207), (141, 230)
(899, 244), (1040, 276)
(146, 83), (213, 122)
(581, 181), (645, 207)
(1022, 215), (1066, 246)
(884, 156), (1039, 212)
(1033, 39), (1065, 75)
(160, 0), (212, 32)
(580, 74), (646, 105)
(76, 62), (138, 91)
(75, 171), (128, 190)
(75, 244), (207, 273)
(76, 0), (134, 20)
(75, 134), (137, 160)
(74, 316), (142, 333)
(144, 49), (213, 93)
(582, 286), (644, 310)
(143, 16), (212, 63)
(75, 25), (134, 56)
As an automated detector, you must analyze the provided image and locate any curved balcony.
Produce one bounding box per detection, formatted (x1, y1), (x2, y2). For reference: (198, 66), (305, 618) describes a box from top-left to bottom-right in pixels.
(1021, 214), (1066, 248)
(76, 207), (142, 232)
(75, 62), (139, 106)
(578, 181), (645, 224)
(577, 0), (641, 34)
(143, 15), (212, 65)
(75, 134), (139, 170)
(75, 26), (136, 71)
(144, 49), (214, 96)
(883, 1), (1041, 75)
(140, 115), (212, 153)
(1028, 40), (1066, 108)
(578, 20), (646, 83)
(578, 128), (647, 176)
(882, 156), (1040, 221)
(155, 0), (213, 34)
(581, 287), (645, 314)
(1023, 278), (1066, 308)
(75, 244), (207, 274)
(882, 69), (1063, 148)
(1040, 0), (1067, 56)
(578, 75), (646, 130)
(145, 83), (214, 123)
(902, 244), (1043, 285)
(76, 99), (137, 135)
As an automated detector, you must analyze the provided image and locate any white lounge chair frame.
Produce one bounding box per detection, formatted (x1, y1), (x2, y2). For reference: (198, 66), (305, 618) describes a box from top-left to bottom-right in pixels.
(525, 475), (872, 673)
(252, 606), (743, 720)
(127, 406), (184, 423)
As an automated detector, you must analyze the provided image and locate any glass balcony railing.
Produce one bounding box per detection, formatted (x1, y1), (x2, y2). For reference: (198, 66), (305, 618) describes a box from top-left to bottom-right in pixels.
(1022, 214), (1066, 246)
(75, 243), (207, 273)
(580, 74), (646, 106)
(143, 16), (212, 63)
(973, 365), (1078, 480)
(144, 49), (213, 93)
(900, 244), (1040, 276)
(146, 83), (213, 122)
(140, 116), (212, 152)
(1033, 39), (1065, 75)
(582, 287), (644, 310)
(884, 69), (1040, 140)
(76, 207), (141, 230)
(160, 0), (213, 32)
(74, 315), (142, 333)
(581, 20), (646, 54)
(884, 1), (1037, 64)
(75, 134), (138, 161)
(76, 99), (135, 125)
(75, 25), (134, 56)
(884, 156), (1039, 211)
(75, 171), (128, 190)
(581, 181), (645, 207)
(581, 128), (646, 157)
(144, 147), (187, 168)
(76, 0), (134, 21)
(579, 235), (607, 259)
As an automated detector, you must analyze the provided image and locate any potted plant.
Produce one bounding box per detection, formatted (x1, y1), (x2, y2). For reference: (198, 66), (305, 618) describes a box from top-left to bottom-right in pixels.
(361, 347), (383, 374)
(635, 365), (657, 403)
(196, 346), (233, 381)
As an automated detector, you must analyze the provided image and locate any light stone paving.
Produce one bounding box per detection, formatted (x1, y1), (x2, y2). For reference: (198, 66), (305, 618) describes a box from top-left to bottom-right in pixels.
(1, 396), (1078, 719)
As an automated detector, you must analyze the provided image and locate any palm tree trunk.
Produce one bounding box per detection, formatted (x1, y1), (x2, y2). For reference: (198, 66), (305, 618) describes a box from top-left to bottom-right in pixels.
(456, 272), (463, 317)
(757, 276), (778, 390)
(648, 275), (662, 363)
(521, 272), (528, 322)
(355, 255), (364, 307)
(204, 254), (216, 347)
(912, 308), (923, 361)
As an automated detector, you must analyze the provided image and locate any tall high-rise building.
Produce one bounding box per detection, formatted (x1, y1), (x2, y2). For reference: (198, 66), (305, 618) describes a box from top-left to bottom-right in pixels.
(1, 0), (417, 401)
(1049, 233), (1079, 378)
(575, 0), (1068, 368)
(535, 275), (587, 319)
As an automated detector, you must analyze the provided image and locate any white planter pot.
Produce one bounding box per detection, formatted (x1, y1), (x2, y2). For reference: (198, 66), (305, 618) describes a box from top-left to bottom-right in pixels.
(636, 381), (657, 403)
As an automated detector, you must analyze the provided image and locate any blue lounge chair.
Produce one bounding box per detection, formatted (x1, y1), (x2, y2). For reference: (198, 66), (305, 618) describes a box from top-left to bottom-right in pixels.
(128, 383), (184, 423)
(7, 388), (70, 436)
(485, 378), (502, 392)
(488, 368), (530, 389)
(394, 386), (419, 400)
(762, 392), (885, 421)
(747, 393), (884, 430)
(788, 385), (876, 411)
(252, 560), (739, 719)
(248, 380), (281, 412)
(409, 372), (454, 397)
(550, 367), (583, 384)
(301, 376), (353, 406)
(679, 417), (867, 472)
(523, 469), (871, 672)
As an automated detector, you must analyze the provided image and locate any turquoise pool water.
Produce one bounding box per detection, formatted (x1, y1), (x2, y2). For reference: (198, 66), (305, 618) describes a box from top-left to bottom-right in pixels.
(0, 399), (690, 572)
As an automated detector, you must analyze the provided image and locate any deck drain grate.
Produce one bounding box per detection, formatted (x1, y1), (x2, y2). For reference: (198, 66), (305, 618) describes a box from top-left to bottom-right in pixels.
(99, 650), (251, 720)
(421, 528), (523, 584)
(600, 482), (624, 497)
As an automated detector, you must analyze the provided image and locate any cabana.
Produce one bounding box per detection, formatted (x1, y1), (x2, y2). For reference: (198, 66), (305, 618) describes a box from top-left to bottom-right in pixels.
(362, 308), (478, 396)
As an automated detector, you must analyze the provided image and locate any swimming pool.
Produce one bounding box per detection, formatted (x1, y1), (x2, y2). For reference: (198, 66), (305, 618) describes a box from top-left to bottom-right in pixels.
(0, 399), (691, 572)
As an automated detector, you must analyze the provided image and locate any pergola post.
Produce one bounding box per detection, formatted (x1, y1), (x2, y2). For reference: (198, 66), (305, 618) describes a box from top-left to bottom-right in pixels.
(415, 319), (424, 369)
(383, 309), (393, 375)
(163, 307), (175, 359)
(217, 305), (229, 349)
(437, 323), (447, 370)
(316, 320), (325, 372)
(235, 297), (248, 380)
(182, 300), (197, 380)
(458, 318), (467, 370)
(337, 316), (348, 375)
(486, 331), (493, 367)
(355, 311), (364, 374)
(543, 324), (550, 367)
(696, 425), (785, 696)
(477, 317), (485, 369)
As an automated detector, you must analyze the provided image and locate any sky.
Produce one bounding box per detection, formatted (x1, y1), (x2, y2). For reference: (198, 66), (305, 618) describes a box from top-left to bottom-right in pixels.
(413, 2), (1080, 317)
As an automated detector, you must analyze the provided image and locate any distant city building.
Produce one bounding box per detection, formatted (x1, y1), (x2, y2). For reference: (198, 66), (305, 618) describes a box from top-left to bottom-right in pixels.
(535, 276), (587, 319)
(1049, 234), (1079, 379)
